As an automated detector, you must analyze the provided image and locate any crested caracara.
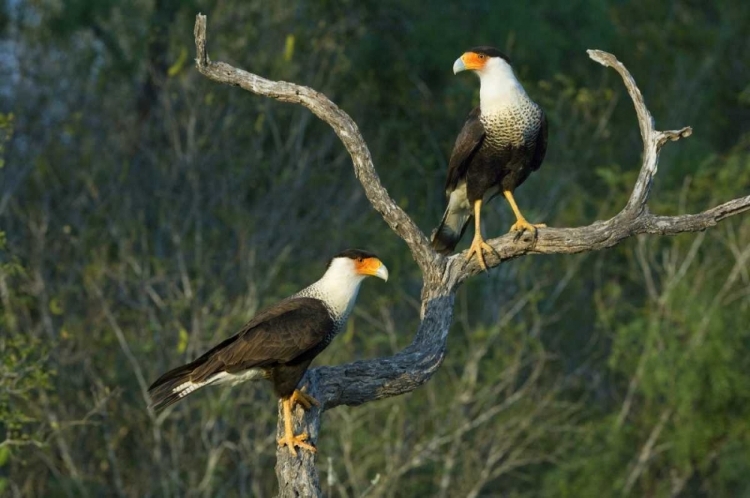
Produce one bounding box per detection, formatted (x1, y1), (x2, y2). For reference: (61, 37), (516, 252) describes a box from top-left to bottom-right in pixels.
(431, 47), (548, 270)
(148, 249), (388, 455)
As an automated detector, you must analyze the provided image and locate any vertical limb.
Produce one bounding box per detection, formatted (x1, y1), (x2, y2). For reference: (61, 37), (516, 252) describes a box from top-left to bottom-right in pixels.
(465, 200), (498, 271)
(503, 190), (546, 234)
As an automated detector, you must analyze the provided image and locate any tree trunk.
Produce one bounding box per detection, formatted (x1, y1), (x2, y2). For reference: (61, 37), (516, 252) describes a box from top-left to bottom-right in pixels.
(191, 14), (750, 495)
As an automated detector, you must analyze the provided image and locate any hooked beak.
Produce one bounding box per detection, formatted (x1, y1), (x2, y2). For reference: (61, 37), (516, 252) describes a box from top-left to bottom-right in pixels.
(453, 57), (466, 74)
(356, 257), (389, 282)
(374, 263), (389, 282)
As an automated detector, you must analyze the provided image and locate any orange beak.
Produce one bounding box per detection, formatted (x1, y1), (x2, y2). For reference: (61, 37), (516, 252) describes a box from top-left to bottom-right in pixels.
(453, 52), (487, 74)
(355, 257), (389, 281)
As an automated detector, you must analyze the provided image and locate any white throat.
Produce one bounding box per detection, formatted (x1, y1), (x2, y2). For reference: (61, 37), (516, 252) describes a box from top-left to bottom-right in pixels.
(296, 258), (365, 319)
(477, 58), (528, 114)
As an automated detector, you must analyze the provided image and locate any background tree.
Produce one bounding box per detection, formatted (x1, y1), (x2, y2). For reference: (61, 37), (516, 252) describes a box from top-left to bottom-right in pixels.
(2, 1), (750, 496)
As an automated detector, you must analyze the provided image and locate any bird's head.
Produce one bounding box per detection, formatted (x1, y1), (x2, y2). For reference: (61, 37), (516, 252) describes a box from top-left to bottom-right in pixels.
(326, 249), (389, 283)
(316, 249), (388, 317)
(453, 46), (524, 106)
(453, 46), (513, 79)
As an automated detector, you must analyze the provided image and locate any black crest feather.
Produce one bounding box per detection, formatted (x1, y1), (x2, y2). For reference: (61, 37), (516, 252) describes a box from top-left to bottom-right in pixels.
(468, 46), (511, 64)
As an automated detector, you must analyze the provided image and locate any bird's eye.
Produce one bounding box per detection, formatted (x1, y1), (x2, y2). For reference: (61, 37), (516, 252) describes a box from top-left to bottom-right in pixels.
(357, 258), (363, 263)
(478, 54), (485, 59)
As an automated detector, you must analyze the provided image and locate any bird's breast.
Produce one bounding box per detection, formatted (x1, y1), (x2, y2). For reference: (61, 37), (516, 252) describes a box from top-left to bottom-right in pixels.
(480, 100), (542, 150)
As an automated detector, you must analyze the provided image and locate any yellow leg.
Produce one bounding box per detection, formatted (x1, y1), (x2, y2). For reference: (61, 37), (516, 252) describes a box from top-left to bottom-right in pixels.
(465, 199), (498, 271)
(277, 397), (317, 456)
(290, 386), (320, 411)
(503, 190), (545, 234)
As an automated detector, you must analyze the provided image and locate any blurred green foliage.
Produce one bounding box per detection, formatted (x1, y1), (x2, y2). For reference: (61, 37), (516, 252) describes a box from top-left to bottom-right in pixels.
(0, 111), (54, 493)
(1, 0), (749, 496)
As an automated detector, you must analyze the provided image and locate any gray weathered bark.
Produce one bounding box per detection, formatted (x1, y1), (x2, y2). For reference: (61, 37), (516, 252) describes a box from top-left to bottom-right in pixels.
(193, 14), (750, 497)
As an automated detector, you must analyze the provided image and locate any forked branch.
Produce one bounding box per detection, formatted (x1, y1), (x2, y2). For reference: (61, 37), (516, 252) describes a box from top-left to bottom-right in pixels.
(451, 51), (749, 281)
(193, 15), (437, 279)
(192, 13), (750, 497)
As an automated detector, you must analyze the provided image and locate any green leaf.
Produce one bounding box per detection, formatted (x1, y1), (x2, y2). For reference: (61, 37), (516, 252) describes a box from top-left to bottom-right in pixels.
(49, 297), (64, 316)
(176, 327), (189, 354)
(167, 47), (188, 77)
(284, 34), (295, 62)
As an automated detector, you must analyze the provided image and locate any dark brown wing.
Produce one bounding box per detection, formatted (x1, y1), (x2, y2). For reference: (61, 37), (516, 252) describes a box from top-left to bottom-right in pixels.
(445, 107), (486, 192)
(529, 111), (548, 172)
(190, 297), (333, 382)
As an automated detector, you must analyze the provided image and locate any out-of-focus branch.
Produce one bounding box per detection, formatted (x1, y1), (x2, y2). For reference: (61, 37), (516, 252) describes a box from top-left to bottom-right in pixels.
(622, 408), (672, 494)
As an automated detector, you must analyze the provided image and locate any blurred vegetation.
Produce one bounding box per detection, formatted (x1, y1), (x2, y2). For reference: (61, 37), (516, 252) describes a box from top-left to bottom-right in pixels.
(1, 0), (749, 496)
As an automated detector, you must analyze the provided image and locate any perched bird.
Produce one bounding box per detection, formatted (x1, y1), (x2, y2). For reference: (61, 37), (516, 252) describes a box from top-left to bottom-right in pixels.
(148, 249), (388, 455)
(431, 46), (548, 270)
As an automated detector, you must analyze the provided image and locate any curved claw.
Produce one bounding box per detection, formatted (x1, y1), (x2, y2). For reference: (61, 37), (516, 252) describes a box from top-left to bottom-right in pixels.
(509, 219), (546, 238)
(277, 432), (317, 456)
(466, 236), (499, 271)
(290, 387), (320, 411)
(279, 396), (317, 457)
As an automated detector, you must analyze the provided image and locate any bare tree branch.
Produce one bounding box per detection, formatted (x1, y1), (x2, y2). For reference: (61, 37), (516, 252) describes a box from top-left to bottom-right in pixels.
(193, 15), (437, 279)
(452, 194), (750, 282)
(589, 50), (690, 215)
(452, 51), (748, 281)
(191, 14), (750, 497)
(623, 408), (672, 494)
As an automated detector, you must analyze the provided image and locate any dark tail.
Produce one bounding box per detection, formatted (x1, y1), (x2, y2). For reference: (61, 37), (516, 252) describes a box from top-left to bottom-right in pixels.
(149, 335), (240, 412)
(431, 203), (471, 254)
(148, 359), (208, 412)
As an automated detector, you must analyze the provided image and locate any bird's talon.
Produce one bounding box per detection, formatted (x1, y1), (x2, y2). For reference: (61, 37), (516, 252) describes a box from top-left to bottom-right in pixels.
(277, 432), (316, 456)
(466, 238), (497, 271)
(290, 387), (320, 411)
(509, 219), (545, 237)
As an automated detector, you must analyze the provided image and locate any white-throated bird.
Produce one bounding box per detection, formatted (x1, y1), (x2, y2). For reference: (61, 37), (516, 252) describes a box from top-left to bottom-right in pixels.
(148, 249), (388, 455)
(431, 47), (548, 270)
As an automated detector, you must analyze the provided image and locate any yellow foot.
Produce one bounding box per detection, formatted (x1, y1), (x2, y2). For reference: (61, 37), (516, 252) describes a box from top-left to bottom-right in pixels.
(277, 431), (317, 456)
(465, 237), (498, 271)
(290, 387), (320, 411)
(509, 219), (546, 236)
